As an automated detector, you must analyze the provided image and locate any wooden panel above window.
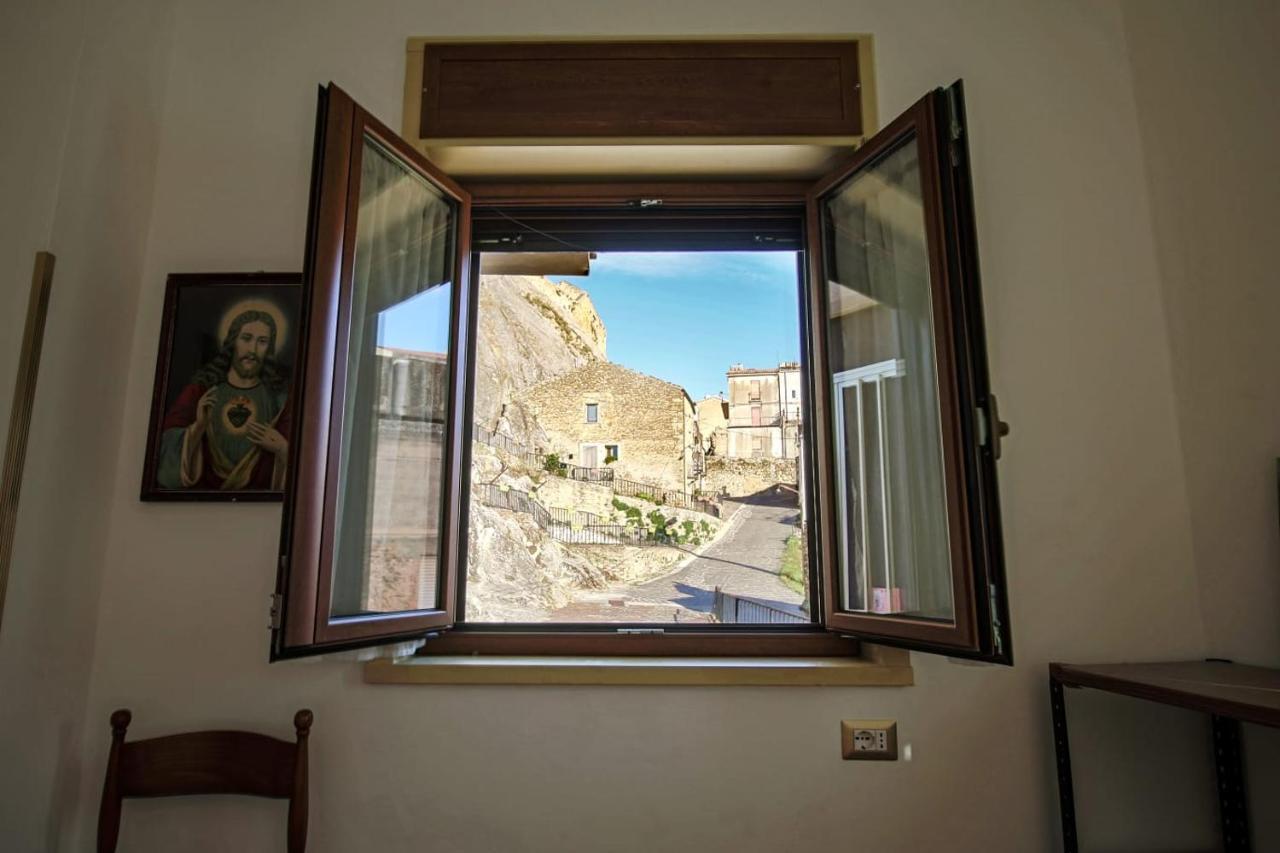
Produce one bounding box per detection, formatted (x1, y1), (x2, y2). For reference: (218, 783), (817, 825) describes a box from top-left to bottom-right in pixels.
(402, 38), (878, 182)
(419, 41), (863, 138)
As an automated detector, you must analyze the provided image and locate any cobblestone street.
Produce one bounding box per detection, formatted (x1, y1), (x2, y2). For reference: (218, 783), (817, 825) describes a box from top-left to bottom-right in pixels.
(547, 486), (806, 623)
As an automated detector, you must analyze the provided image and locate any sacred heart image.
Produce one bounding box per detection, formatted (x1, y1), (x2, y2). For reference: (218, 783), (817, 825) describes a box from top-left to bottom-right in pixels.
(224, 396), (254, 431)
(141, 272), (302, 501)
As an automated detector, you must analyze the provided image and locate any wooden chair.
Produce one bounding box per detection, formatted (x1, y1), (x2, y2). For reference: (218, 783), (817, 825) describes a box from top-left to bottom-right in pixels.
(97, 708), (313, 852)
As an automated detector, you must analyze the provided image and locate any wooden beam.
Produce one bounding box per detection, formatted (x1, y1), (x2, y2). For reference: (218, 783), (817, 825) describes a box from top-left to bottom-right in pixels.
(479, 251), (593, 276)
(0, 251), (55, 635)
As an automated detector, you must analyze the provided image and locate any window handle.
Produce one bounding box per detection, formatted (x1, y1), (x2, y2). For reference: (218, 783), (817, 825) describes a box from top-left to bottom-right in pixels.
(979, 394), (1011, 460)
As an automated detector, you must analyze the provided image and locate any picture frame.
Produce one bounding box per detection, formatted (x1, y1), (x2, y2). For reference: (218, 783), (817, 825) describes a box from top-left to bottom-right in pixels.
(141, 272), (303, 501)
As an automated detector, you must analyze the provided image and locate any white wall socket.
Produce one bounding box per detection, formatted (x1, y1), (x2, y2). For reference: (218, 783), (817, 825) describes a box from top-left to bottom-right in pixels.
(841, 719), (898, 760)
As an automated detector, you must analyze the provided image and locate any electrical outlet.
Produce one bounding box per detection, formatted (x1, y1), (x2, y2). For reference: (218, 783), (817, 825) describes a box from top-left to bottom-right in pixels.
(841, 719), (898, 760)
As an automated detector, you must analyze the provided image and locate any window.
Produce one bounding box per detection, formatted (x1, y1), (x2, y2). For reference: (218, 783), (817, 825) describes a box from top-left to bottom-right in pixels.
(604, 444), (619, 462)
(271, 80), (1010, 665)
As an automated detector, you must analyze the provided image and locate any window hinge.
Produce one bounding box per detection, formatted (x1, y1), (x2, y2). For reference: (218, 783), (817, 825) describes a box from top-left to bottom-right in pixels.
(989, 582), (1004, 657)
(269, 593), (283, 631)
(945, 86), (963, 166)
(617, 628), (664, 635)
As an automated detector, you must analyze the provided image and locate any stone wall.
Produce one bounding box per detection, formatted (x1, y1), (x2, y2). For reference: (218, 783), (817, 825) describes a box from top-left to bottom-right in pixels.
(362, 418), (445, 613)
(704, 456), (798, 498)
(519, 361), (698, 492)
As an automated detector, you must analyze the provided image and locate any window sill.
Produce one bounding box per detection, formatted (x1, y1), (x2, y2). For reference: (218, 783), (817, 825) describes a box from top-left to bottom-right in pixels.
(363, 646), (913, 687)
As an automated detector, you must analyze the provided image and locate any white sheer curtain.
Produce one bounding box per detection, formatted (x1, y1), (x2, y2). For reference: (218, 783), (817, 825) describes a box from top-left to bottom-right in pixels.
(826, 137), (953, 620)
(330, 136), (455, 618)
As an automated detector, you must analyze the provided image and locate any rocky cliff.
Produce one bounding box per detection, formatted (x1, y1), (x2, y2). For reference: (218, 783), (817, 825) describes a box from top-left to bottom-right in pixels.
(465, 272), (701, 617)
(473, 274), (605, 447)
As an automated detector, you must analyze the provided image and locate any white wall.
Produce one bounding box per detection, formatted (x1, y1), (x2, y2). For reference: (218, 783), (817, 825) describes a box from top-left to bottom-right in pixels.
(1123, 0), (1280, 669)
(1122, 1), (1280, 842)
(4, 0), (1271, 850)
(0, 0), (174, 849)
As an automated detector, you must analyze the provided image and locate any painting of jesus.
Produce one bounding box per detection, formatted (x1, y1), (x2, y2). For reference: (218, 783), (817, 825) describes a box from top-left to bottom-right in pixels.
(141, 272), (301, 501)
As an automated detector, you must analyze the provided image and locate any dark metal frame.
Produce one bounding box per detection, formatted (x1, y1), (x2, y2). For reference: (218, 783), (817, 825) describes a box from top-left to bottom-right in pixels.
(1049, 666), (1256, 852)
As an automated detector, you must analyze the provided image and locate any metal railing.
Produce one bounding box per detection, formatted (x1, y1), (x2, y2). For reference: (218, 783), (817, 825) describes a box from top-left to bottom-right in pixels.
(609, 475), (720, 517)
(711, 587), (808, 625)
(561, 463), (616, 485)
(727, 414), (784, 428)
(474, 482), (657, 547)
(471, 424), (541, 466)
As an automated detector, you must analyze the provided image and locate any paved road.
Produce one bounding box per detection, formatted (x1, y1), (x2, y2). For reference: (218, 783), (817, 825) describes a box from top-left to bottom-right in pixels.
(548, 487), (806, 623)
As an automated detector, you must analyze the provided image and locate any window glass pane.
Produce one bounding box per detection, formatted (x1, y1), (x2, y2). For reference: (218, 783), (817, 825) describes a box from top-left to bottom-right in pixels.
(824, 134), (954, 622)
(467, 251), (810, 625)
(329, 135), (456, 619)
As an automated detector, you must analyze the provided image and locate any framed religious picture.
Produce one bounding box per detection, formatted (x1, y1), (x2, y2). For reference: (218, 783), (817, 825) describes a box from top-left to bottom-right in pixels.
(141, 272), (302, 501)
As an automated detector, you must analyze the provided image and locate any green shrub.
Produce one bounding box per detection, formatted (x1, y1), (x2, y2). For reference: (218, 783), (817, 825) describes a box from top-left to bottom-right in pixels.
(779, 533), (806, 595)
(543, 453), (566, 477)
(647, 509), (674, 543)
(612, 497), (642, 525)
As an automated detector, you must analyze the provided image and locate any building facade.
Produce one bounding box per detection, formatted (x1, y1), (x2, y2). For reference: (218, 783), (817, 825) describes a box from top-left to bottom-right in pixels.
(696, 395), (729, 457)
(725, 361), (802, 460)
(519, 361), (701, 493)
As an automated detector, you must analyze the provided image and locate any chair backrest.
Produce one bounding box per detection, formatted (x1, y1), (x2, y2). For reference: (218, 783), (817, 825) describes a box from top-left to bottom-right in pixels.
(97, 708), (312, 853)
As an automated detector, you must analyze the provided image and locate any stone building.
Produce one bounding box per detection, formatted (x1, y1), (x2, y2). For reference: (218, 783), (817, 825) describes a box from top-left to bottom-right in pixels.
(519, 360), (701, 493)
(696, 395), (729, 457)
(725, 361), (803, 460)
(353, 346), (449, 613)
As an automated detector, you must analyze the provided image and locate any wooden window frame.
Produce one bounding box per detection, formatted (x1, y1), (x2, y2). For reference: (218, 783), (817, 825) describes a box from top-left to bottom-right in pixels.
(272, 77), (1010, 666)
(806, 85), (1010, 663)
(437, 197), (851, 658)
(272, 85), (473, 659)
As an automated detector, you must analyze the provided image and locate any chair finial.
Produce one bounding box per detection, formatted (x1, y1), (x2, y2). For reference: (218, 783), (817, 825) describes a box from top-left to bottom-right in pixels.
(110, 709), (132, 736)
(294, 709), (313, 736)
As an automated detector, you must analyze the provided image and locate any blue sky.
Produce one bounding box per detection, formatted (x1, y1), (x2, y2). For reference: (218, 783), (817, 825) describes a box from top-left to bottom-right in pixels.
(561, 252), (802, 399)
(378, 251), (802, 400)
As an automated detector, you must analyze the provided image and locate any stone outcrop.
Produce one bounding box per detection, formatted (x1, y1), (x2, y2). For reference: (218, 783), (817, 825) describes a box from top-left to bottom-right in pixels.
(465, 442), (685, 620)
(473, 274), (606, 446)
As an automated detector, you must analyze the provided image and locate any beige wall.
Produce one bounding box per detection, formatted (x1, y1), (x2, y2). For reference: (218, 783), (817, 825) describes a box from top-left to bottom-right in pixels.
(3, 1), (1277, 850)
(1123, 0), (1280, 668)
(1122, 2), (1280, 837)
(0, 0), (174, 849)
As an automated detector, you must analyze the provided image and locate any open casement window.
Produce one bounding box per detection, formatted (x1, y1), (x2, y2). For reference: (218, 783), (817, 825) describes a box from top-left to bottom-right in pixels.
(272, 79), (1010, 665)
(806, 82), (1011, 663)
(271, 84), (472, 659)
